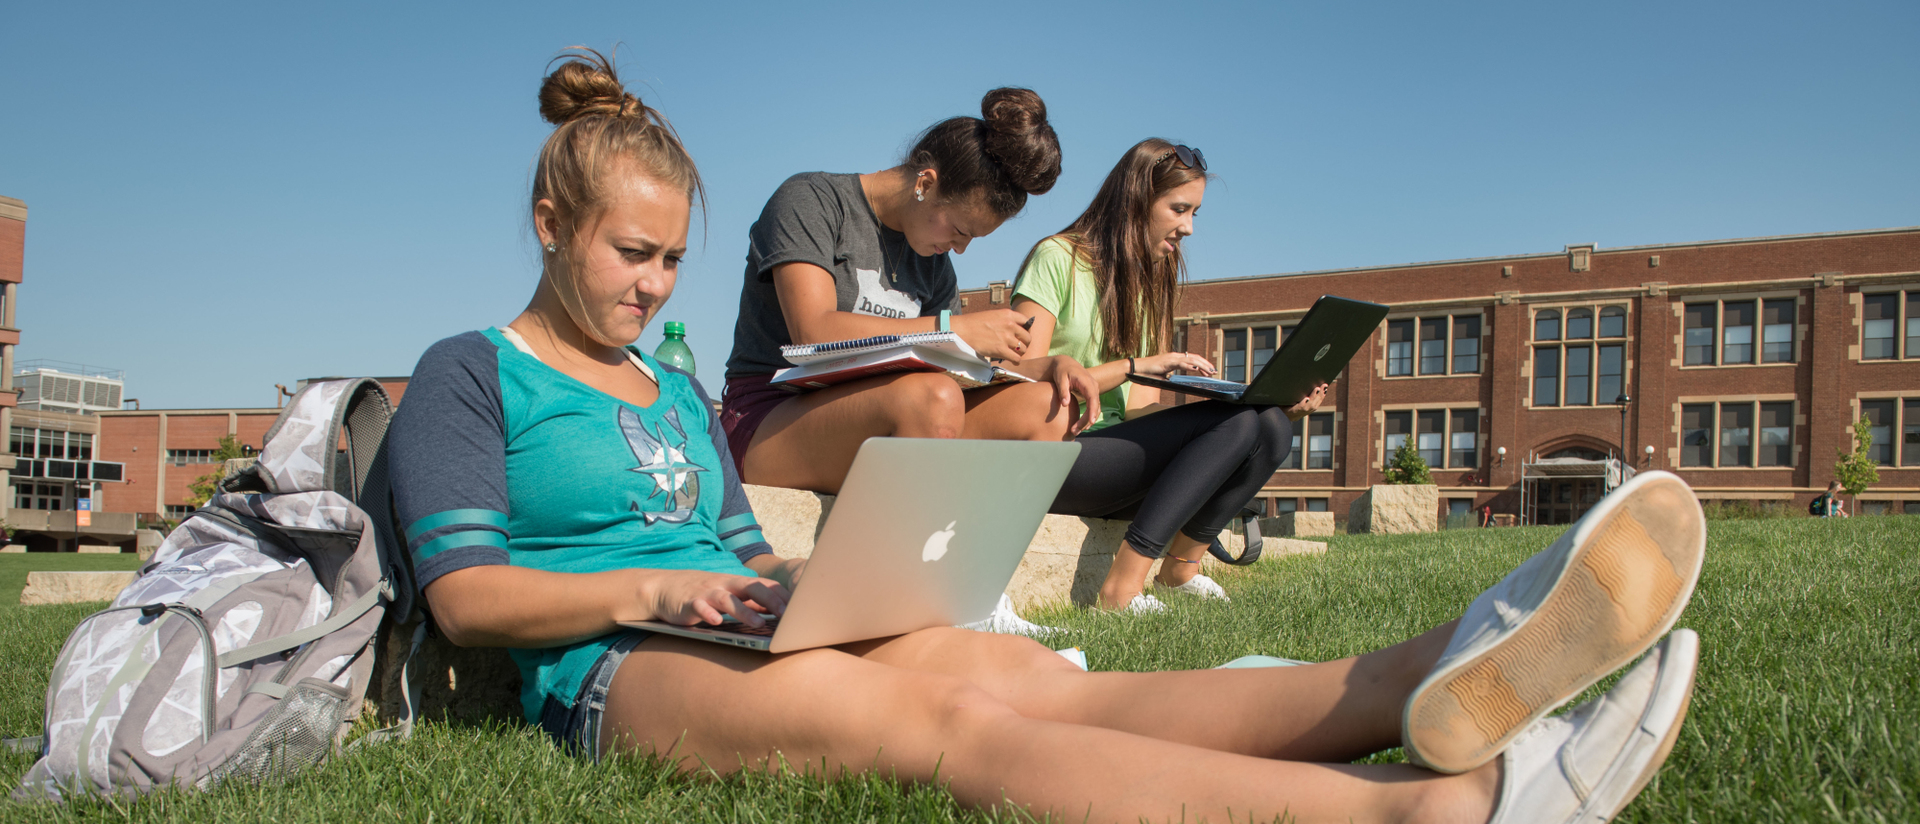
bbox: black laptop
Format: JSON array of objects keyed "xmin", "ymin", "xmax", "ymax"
[{"xmin": 1129, "ymin": 295, "xmax": 1390, "ymax": 405}]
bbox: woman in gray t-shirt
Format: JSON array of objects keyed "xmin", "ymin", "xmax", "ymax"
[{"xmin": 720, "ymin": 88, "xmax": 1098, "ymax": 493}]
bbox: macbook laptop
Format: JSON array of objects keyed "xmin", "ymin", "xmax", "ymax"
[
  {"xmin": 1129, "ymin": 295, "xmax": 1390, "ymax": 405},
  {"xmin": 620, "ymin": 437, "xmax": 1081, "ymax": 653}
]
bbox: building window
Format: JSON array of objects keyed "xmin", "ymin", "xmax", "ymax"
[
  {"xmin": 1387, "ymin": 320, "xmax": 1413, "ymax": 376},
  {"xmin": 1860, "ymin": 400, "xmax": 1896, "ymax": 465},
  {"xmin": 1759, "ymin": 402, "xmax": 1793, "ymax": 467},
  {"xmin": 1680, "ymin": 401, "xmax": 1795, "ymax": 468},
  {"xmin": 1451, "ymin": 409, "xmax": 1480, "ymax": 468},
  {"xmin": 9, "ymin": 427, "xmax": 94, "ymax": 461},
  {"xmin": 1719, "ymin": 403, "xmax": 1752, "ymax": 467},
  {"xmin": 1908, "ymin": 400, "xmax": 1920, "ymax": 466},
  {"xmin": 1279, "ymin": 411, "xmax": 1335, "ymax": 470},
  {"xmin": 1305, "ymin": 413, "xmax": 1334, "ymax": 469},
  {"xmin": 1272, "ymin": 498, "xmax": 1297, "ymax": 514},
  {"xmin": 1304, "ymin": 498, "xmax": 1329, "ymax": 512},
  {"xmin": 1685, "ymin": 297, "xmax": 1797, "ymax": 366},
  {"xmin": 165, "ymin": 504, "xmax": 197, "ymax": 520},
  {"xmin": 1389, "ymin": 314, "xmax": 1482, "ymax": 378},
  {"xmin": 1453, "ymin": 316, "xmax": 1481, "ymax": 373},
  {"xmin": 1533, "ymin": 348, "xmax": 1560, "ymax": 406},
  {"xmin": 1533, "ymin": 305, "xmax": 1627, "ymax": 407},
  {"xmin": 1222, "ymin": 329, "xmax": 1247, "ymax": 383},
  {"xmin": 168, "ymin": 449, "xmax": 217, "ymax": 466},
  {"xmin": 1762, "ymin": 299, "xmax": 1795, "ymax": 363},
  {"xmin": 1220, "ymin": 325, "xmax": 1295, "ymax": 383},
  {"xmin": 1859, "ymin": 290, "xmax": 1920, "ymax": 361},
  {"xmin": 1383, "ymin": 408, "xmax": 1478, "ymax": 469}
]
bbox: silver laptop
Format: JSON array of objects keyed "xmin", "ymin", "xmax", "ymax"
[
  {"xmin": 620, "ymin": 437, "xmax": 1081, "ymax": 653},
  {"xmin": 1128, "ymin": 295, "xmax": 1390, "ymax": 406}
]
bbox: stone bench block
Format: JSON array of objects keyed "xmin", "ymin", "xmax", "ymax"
[
  {"xmin": 77, "ymin": 544, "xmax": 123, "ymax": 554},
  {"xmin": 1, "ymin": 545, "xmax": 25, "ymax": 553},
  {"xmin": 1347, "ymin": 484, "xmax": 1438, "ymax": 534},
  {"xmin": 136, "ymin": 529, "xmax": 165, "ymax": 562},
  {"xmin": 1261, "ymin": 512, "xmax": 1335, "ymax": 537},
  {"xmin": 368, "ymin": 620, "xmax": 524, "ymax": 725},
  {"xmin": 20, "ymin": 571, "xmax": 136, "ymax": 605}
]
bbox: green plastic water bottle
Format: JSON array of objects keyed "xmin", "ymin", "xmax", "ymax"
[{"xmin": 654, "ymin": 321, "xmax": 696, "ymax": 376}]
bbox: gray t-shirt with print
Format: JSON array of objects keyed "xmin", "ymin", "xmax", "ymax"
[{"xmin": 725, "ymin": 172, "xmax": 960, "ymax": 378}]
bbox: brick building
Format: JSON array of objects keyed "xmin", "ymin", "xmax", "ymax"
[
  {"xmin": 961, "ymin": 226, "xmax": 1920, "ymax": 523},
  {"xmin": 97, "ymin": 378, "xmax": 409, "ymax": 523}
]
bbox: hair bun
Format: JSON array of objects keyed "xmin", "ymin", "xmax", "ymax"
[
  {"xmin": 979, "ymin": 87, "xmax": 1061, "ymax": 195},
  {"xmin": 539, "ymin": 51, "xmax": 644, "ymax": 126}
]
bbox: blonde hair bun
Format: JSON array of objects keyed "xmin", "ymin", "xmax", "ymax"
[{"xmin": 539, "ymin": 50, "xmax": 643, "ymax": 125}]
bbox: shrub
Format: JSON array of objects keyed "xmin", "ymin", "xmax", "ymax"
[{"xmin": 1384, "ymin": 441, "xmax": 1434, "ymax": 485}]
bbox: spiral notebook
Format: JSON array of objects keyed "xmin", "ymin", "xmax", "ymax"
[{"xmin": 774, "ymin": 333, "xmax": 1032, "ymax": 391}]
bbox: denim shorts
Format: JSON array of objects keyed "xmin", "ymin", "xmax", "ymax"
[{"xmin": 536, "ymin": 631, "xmax": 648, "ymax": 761}]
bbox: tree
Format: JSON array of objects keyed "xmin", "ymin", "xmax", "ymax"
[
  {"xmin": 1833, "ymin": 417, "xmax": 1880, "ymax": 502},
  {"xmin": 185, "ymin": 434, "xmax": 250, "ymax": 508},
  {"xmin": 1384, "ymin": 440, "xmax": 1435, "ymax": 485}
]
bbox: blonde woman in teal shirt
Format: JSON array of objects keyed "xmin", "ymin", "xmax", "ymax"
[{"xmin": 1012, "ymin": 139, "xmax": 1327, "ymax": 611}]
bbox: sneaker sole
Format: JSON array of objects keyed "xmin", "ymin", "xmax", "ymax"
[
  {"xmin": 1590, "ymin": 630, "xmax": 1699, "ymax": 822},
  {"xmin": 1405, "ymin": 472, "xmax": 1705, "ymax": 774}
]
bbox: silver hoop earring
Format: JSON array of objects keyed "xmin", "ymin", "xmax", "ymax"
[{"xmin": 544, "ymin": 242, "xmax": 557, "ymax": 253}]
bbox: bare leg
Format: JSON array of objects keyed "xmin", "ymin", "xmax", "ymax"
[
  {"xmin": 1153, "ymin": 533, "xmax": 1211, "ymax": 587},
  {"xmin": 846, "ymin": 622, "xmax": 1460, "ymax": 763},
  {"xmin": 602, "ymin": 634, "xmax": 1496, "ymax": 824},
  {"xmin": 960, "ymin": 381, "xmax": 1075, "ymax": 442},
  {"xmin": 1096, "ymin": 534, "xmax": 1210, "ymax": 609},
  {"xmin": 743, "ymin": 372, "xmax": 968, "ymax": 493}
]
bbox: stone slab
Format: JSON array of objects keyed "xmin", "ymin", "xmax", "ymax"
[
  {"xmin": 1347, "ymin": 484, "xmax": 1439, "ymax": 534},
  {"xmin": 77, "ymin": 544, "xmax": 122, "ymax": 554},
  {"xmin": 742, "ymin": 485, "xmax": 835, "ymax": 559},
  {"xmin": 368, "ymin": 621, "xmax": 523, "ymax": 725},
  {"xmin": 136, "ymin": 529, "xmax": 165, "ymax": 562},
  {"xmin": 0, "ymin": 545, "xmax": 24, "ymax": 553},
  {"xmin": 1262, "ymin": 511, "xmax": 1335, "ymax": 537},
  {"xmin": 20, "ymin": 571, "xmax": 135, "ymax": 605}
]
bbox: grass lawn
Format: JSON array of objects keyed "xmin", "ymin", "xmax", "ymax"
[
  {"xmin": 0, "ymin": 553, "xmax": 142, "ymax": 605},
  {"xmin": 1, "ymin": 517, "xmax": 1914, "ymax": 822}
]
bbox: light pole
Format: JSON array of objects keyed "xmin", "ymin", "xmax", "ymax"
[{"xmin": 1614, "ymin": 394, "xmax": 1632, "ymax": 461}]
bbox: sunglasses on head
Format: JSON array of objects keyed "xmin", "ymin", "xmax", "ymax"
[{"xmin": 1169, "ymin": 144, "xmax": 1207, "ymax": 172}]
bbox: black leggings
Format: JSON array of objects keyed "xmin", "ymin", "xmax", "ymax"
[{"xmin": 1048, "ymin": 401, "xmax": 1293, "ymax": 559}]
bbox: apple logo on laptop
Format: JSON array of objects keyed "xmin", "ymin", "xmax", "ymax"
[
  {"xmin": 922, "ymin": 521, "xmax": 957, "ymax": 562},
  {"xmin": 1314, "ymin": 344, "xmax": 1331, "ymax": 361}
]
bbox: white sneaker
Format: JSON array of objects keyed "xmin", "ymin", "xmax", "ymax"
[
  {"xmin": 1121, "ymin": 593, "xmax": 1168, "ymax": 615},
  {"xmin": 1491, "ymin": 629, "xmax": 1699, "ymax": 824},
  {"xmin": 958, "ymin": 593, "xmax": 1064, "ymax": 639},
  {"xmin": 1405, "ymin": 471, "xmax": 1707, "ymax": 774},
  {"xmin": 1155, "ymin": 573, "xmax": 1230, "ymax": 601}
]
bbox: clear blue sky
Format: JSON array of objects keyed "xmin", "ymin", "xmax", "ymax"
[{"xmin": 3, "ymin": 1, "xmax": 1914, "ymax": 409}]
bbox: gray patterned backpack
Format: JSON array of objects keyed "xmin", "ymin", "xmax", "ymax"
[{"xmin": 15, "ymin": 378, "xmax": 416, "ymax": 801}]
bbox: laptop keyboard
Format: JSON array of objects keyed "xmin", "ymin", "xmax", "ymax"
[
  {"xmin": 1168, "ymin": 375, "xmax": 1246, "ymax": 392},
  {"xmin": 696, "ymin": 616, "xmax": 781, "ymax": 637}
]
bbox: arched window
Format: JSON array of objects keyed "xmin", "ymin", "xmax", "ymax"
[
  {"xmin": 1566, "ymin": 308, "xmax": 1594, "ymax": 339},
  {"xmin": 1599, "ymin": 306, "xmax": 1627, "ymax": 338},
  {"xmin": 1534, "ymin": 309, "xmax": 1561, "ymax": 341}
]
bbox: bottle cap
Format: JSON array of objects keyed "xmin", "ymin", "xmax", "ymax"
[{"xmin": 663, "ymin": 321, "xmax": 686, "ymax": 337}]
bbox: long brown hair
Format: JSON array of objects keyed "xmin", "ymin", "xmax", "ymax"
[
  {"xmin": 1030, "ymin": 138, "xmax": 1208, "ymax": 360},
  {"xmin": 906, "ymin": 88, "xmax": 1062, "ymax": 220}
]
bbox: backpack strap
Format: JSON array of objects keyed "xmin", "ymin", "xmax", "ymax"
[
  {"xmin": 1205, "ymin": 506, "xmax": 1267, "ymax": 566},
  {"xmin": 227, "ymin": 379, "xmax": 392, "ymax": 498}
]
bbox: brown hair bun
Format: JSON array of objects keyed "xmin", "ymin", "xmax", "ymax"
[
  {"xmin": 539, "ymin": 56, "xmax": 643, "ymax": 125},
  {"xmin": 980, "ymin": 88, "xmax": 1061, "ymax": 196}
]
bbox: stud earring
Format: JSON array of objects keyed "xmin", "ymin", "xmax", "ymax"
[
  {"xmin": 915, "ymin": 190, "xmax": 924, "ymax": 202},
  {"xmin": 544, "ymin": 242, "xmax": 557, "ymax": 253}
]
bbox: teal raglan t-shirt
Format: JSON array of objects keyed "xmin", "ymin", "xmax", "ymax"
[{"xmin": 388, "ymin": 328, "xmax": 770, "ymax": 722}]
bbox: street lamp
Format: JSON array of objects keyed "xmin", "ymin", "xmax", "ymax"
[{"xmin": 1614, "ymin": 394, "xmax": 1632, "ymax": 461}]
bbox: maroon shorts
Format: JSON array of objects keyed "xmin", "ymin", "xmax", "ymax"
[{"xmin": 719, "ymin": 374, "xmax": 797, "ymax": 473}]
